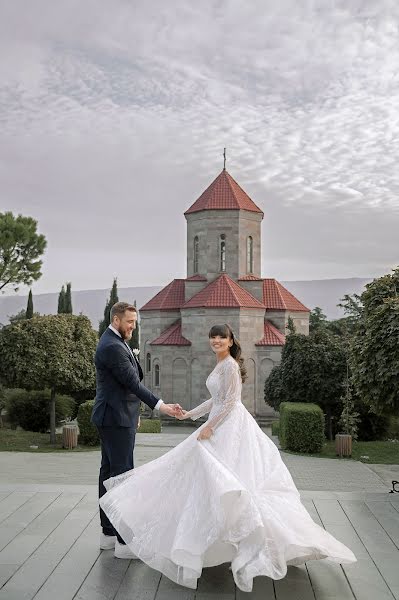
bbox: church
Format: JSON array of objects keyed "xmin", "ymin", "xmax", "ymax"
[{"xmin": 140, "ymin": 167, "xmax": 309, "ymax": 419}]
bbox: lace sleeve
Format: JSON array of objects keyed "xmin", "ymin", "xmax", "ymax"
[
  {"xmin": 206, "ymin": 359, "xmax": 241, "ymax": 432},
  {"xmin": 185, "ymin": 398, "xmax": 213, "ymax": 421}
]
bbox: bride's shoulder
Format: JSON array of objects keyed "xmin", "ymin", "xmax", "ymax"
[{"xmin": 223, "ymin": 355, "xmax": 239, "ymax": 372}]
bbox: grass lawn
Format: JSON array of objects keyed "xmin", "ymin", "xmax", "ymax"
[
  {"xmin": 1, "ymin": 428, "xmax": 399, "ymax": 464},
  {"xmin": 0, "ymin": 428, "xmax": 100, "ymax": 452},
  {"xmin": 283, "ymin": 439, "xmax": 399, "ymax": 464}
]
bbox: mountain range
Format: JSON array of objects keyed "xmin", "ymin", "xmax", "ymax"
[{"xmin": 0, "ymin": 278, "xmax": 372, "ymax": 327}]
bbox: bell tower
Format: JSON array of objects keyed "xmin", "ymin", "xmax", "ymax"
[{"xmin": 184, "ymin": 168, "xmax": 264, "ymax": 282}]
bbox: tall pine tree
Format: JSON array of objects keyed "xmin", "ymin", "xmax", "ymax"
[
  {"xmin": 99, "ymin": 278, "xmax": 119, "ymax": 336},
  {"xmin": 26, "ymin": 289, "xmax": 34, "ymax": 319},
  {"xmin": 65, "ymin": 282, "xmax": 73, "ymax": 314},
  {"xmin": 57, "ymin": 285, "xmax": 66, "ymax": 314},
  {"xmin": 128, "ymin": 299, "xmax": 140, "ymax": 353}
]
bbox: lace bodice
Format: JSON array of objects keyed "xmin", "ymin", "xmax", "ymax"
[{"xmin": 186, "ymin": 355, "xmax": 242, "ymax": 430}]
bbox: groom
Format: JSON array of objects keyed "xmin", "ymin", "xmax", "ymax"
[{"xmin": 91, "ymin": 301, "xmax": 182, "ymax": 558}]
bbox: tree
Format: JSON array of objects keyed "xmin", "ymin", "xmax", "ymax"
[
  {"xmin": 309, "ymin": 306, "xmax": 328, "ymax": 333},
  {"xmin": 0, "ymin": 212, "xmax": 47, "ymax": 293},
  {"xmin": 65, "ymin": 282, "xmax": 73, "ymax": 314},
  {"xmin": 350, "ymin": 267, "xmax": 399, "ymax": 415},
  {"xmin": 264, "ymin": 366, "xmax": 285, "ymax": 410},
  {"xmin": 286, "ymin": 316, "xmax": 296, "ymax": 335},
  {"xmin": 0, "ymin": 314, "xmax": 97, "ymax": 443},
  {"xmin": 26, "ymin": 289, "xmax": 34, "ymax": 319},
  {"xmin": 9, "ymin": 304, "xmax": 39, "ymax": 324},
  {"xmin": 337, "ymin": 363, "xmax": 360, "ymax": 439},
  {"xmin": 58, "ymin": 285, "xmax": 66, "ymax": 314},
  {"xmin": 99, "ymin": 278, "xmax": 119, "ymax": 336},
  {"xmin": 8, "ymin": 309, "xmax": 28, "ymax": 323},
  {"xmin": 128, "ymin": 299, "xmax": 140, "ymax": 353},
  {"xmin": 264, "ymin": 329, "xmax": 347, "ymax": 439},
  {"xmin": 0, "ymin": 383, "xmax": 5, "ymax": 428}
]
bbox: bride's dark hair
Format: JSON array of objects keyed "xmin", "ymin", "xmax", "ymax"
[{"xmin": 208, "ymin": 324, "xmax": 247, "ymax": 383}]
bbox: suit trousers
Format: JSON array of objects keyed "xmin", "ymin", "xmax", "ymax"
[{"xmin": 97, "ymin": 425, "xmax": 135, "ymax": 544}]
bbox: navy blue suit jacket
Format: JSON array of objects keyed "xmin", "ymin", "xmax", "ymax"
[{"xmin": 91, "ymin": 328, "xmax": 160, "ymax": 427}]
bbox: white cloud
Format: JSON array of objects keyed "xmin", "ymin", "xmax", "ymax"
[{"xmin": 0, "ymin": 0, "xmax": 398, "ymax": 294}]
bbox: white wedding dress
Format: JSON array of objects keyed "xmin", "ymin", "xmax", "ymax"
[{"xmin": 100, "ymin": 355, "xmax": 356, "ymax": 592}]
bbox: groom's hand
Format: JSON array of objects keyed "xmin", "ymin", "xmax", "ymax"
[{"xmin": 159, "ymin": 403, "xmax": 183, "ymax": 417}]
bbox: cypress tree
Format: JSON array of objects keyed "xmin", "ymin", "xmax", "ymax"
[
  {"xmin": 65, "ymin": 282, "xmax": 73, "ymax": 314},
  {"xmin": 99, "ymin": 278, "xmax": 119, "ymax": 336},
  {"xmin": 57, "ymin": 285, "xmax": 66, "ymax": 314},
  {"xmin": 129, "ymin": 299, "xmax": 140, "ymax": 353},
  {"xmin": 26, "ymin": 289, "xmax": 34, "ymax": 319}
]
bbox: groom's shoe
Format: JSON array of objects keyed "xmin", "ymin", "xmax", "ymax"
[
  {"xmin": 100, "ymin": 532, "xmax": 117, "ymax": 550},
  {"xmin": 114, "ymin": 541, "xmax": 138, "ymax": 559}
]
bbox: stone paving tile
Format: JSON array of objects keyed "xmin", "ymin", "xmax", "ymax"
[{"xmin": 1, "ymin": 428, "xmax": 398, "ymax": 599}]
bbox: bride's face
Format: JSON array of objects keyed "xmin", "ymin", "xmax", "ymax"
[{"xmin": 209, "ymin": 334, "xmax": 232, "ymax": 356}]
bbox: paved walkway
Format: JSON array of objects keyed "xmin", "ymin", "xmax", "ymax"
[
  {"xmin": 0, "ymin": 427, "xmax": 398, "ymax": 599},
  {"xmin": 0, "ymin": 429, "xmax": 397, "ymax": 492}
]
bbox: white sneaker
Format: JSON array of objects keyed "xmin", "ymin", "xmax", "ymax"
[
  {"xmin": 100, "ymin": 532, "xmax": 116, "ymax": 550},
  {"xmin": 114, "ymin": 540, "xmax": 138, "ymax": 559}
]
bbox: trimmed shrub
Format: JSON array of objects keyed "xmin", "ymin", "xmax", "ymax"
[
  {"xmin": 137, "ymin": 418, "xmax": 161, "ymax": 433},
  {"xmin": 77, "ymin": 400, "xmax": 99, "ymax": 445},
  {"xmin": 280, "ymin": 402, "xmax": 325, "ymax": 453},
  {"xmin": 71, "ymin": 388, "xmax": 97, "ymax": 419},
  {"xmin": 5, "ymin": 389, "xmax": 76, "ymax": 432},
  {"xmin": 271, "ymin": 421, "xmax": 280, "ymax": 437}
]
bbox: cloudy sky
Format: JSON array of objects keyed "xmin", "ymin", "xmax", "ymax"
[{"xmin": 1, "ymin": 0, "xmax": 398, "ymax": 295}]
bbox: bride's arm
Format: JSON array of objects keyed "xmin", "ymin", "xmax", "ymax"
[
  {"xmin": 183, "ymin": 398, "xmax": 213, "ymax": 421},
  {"xmin": 203, "ymin": 360, "xmax": 240, "ymax": 433}
]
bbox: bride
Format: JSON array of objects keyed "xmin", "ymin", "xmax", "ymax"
[{"xmin": 100, "ymin": 323, "xmax": 356, "ymax": 592}]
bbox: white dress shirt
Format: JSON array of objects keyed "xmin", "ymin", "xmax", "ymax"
[{"xmin": 108, "ymin": 325, "xmax": 163, "ymax": 411}]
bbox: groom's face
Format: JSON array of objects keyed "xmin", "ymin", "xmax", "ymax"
[{"xmin": 114, "ymin": 310, "xmax": 137, "ymax": 340}]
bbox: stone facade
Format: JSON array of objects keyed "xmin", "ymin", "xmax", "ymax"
[{"xmin": 140, "ymin": 169, "xmax": 310, "ymax": 419}]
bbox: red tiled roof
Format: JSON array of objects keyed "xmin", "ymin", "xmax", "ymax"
[
  {"xmin": 238, "ymin": 275, "xmax": 263, "ymax": 281},
  {"xmin": 140, "ymin": 279, "xmax": 185, "ymax": 311},
  {"xmin": 263, "ymin": 279, "xmax": 310, "ymax": 312},
  {"xmin": 185, "ymin": 170, "xmax": 263, "ymax": 215},
  {"xmin": 256, "ymin": 320, "xmax": 286, "ymax": 346},
  {"xmin": 186, "ymin": 275, "xmax": 207, "ymax": 281},
  {"xmin": 150, "ymin": 320, "xmax": 191, "ymax": 346},
  {"xmin": 183, "ymin": 274, "xmax": 266, "ymax": 309}
]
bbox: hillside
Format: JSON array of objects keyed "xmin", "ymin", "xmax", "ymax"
[{"xmin": 0, "ymin": 278, "xmax": 372, "ymax": 326}]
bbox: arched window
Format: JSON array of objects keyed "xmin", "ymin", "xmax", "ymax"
[
  {"xmin": 154, "ymin": 364, "xmax": 160, "ymax": 387},
  {"xmin": 220, "ymin": 234, "xmax": 226, "ymax": 272},
  {"xmin": 193, "ymin": 236, "xmax": 199, "ymax": 274},
  {"xmin": 146, "ymin": 352, "xmax": 151, "ymax": 373},
  {"xmin": 247, "ymin": 236, "xmax": 254, "ymax": 274}
]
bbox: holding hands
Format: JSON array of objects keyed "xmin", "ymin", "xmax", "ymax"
[
  {"xmin": 159, "ymin": 403, "xmax": 184, "ymax": 418},
  {"xmin": 160, "ymin": 403, "xmax": 213, "ymax": 440}
]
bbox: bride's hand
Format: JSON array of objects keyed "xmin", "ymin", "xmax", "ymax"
[
  {"xmin": 175, "ymin": 409, "xmax": 189, "ymax": 420},
  {"xmin": 197, "ymin": 425, "xmax": 213, "ymax": 440}
]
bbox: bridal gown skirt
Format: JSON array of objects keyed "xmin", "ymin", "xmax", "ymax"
[{"xmin": 100, "ymin": 405, "xmax": 356, "ymax": 592}]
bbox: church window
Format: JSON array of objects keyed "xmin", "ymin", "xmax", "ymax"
[
  {"xmin": 146, "ymin": 352, "xmax": 151, "ymax": 372},
  {"xmin": 220, "ymin": 234, "xmax": 226, "ymax": 272},
  {"xmin": 193, "ymin": 236, "xmax": 199, "ymax": 273},
  {"xmin": 247, "ymin": 236, "xmax": 254, "ymax": 274},
  {"xmin": 154, "ymin": 364, "xmax": 160, "ymax": 386}
]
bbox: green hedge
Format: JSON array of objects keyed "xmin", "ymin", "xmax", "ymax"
[
  {"xmin": 271, "ymin": 421, "xmax": 280, "ymax": 436},
  {"xmin": 280, "ymin": 402, "xmax": 324, "ymax": 453},
  {"xmin": 5, "ymin": 389, "xmax": 76, "ymax": 433},
  {"xmin": 137, "ymin": 418, "xmax": 161, "ymax": 433},
  {"xmin": 77, "ymin": 400, "xmax": 99, "ymax": 446}
]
